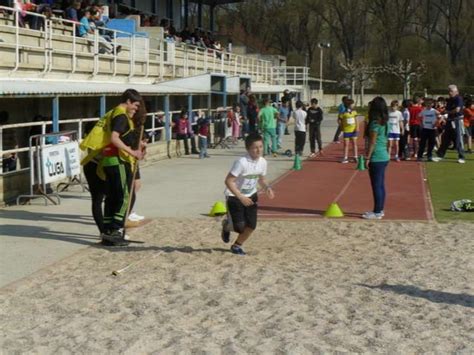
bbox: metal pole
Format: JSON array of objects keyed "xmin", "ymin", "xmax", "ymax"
[
  {"xmin": 188, "ymin": 94, "xmax": 193, "ymax": 133},
  {"xmin": 52, "ymin": 96, "xmax": 59, "ymax": 133},
  {"xmin": 165, "ymin": 95, "xmax": 171, "ymax": 142},
  {"xmin": 319, "ymin": 47, "xmax": 323, "ymax": 92},
  {"xmin": 99, "ymin": 95, "xmax": 106, "ymax": 117}
]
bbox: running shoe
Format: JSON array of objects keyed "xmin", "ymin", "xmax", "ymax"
[
  {"xmin": 221, "ymin": 219, "xmax": 230, "ymax": 243},
  {"xmin": 128, "ymin": 212, "xmax": 145, "ymax": 221},
  {"xmin": 361, "ymin": 211, "xmax": 383, "ymax": 220},
  {"xmin": 230, "ymin": 244, "xmax": 246, "ymax": 255},
  {"xmin": 341, "ymin": 158, "xmax": 349, "ymax": 164},
  {"xmin": 458, "ymin": 159, "xmax": 466, "ymax": 164},
  {"xmin": 101, "ymin": 230, "xmax": 130, "ymax": 246}
]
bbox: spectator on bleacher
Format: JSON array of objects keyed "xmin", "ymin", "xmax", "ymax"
[
  {"xmin": 180, "ymin": 27, "xmax": 192, "ymax": 44},
  {"xmin": 78, "ymin": 8, "xmax": 118, "ymax": 54},
  {"xmin": 213, "ymin": 40, "xmax": 223, "ymax": 58},
  {"xmin": 91, "ymin": 3, "xmax": 107, "ymax": 30},
  {"xmin": 141, "ymin": 14, "xmax": 150, "ymax": 27},
  {"xmin": 89, "ymin": 6, "xmax": 111, "ymax": 39},
  {"xmin": 65, "ymin": 0, "xmax": 81, "ymax": 22},
  {"xmin": 19, "ymin": 0, "xmax": 53, "ymax": 30}
]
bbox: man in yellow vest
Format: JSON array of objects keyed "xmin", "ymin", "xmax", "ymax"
[{"xmin": 81, "ymin": 89, "xmax": 144, "ymax": 246}]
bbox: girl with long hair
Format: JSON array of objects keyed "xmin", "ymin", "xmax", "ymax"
[{"xmin": 363, "ymin": 96, "xmax": 390, "ymax": 220}]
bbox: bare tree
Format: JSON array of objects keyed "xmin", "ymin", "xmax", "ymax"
[
  {"xmin": 367, "ymin": 0, "xmax": 416, "ymax": 64},
  {"xmin": 383, "ymin": 60, "xmax": 426, "ymax": 99},
  {"xmin": 317, "ymin": 0, "xmax": 369, "ymax": 64}
]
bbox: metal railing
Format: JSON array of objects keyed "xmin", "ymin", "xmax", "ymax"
[
  {"xmin": 272, "ymin": 66, "xmax": 309, "ymax": 86},
  {"xmin": 0, "ymin": 5, "xmax": 278, "ymax": 83},
  {"xmin": 0, "ymin": 107, "xmax": 229, "ymax": 174}
]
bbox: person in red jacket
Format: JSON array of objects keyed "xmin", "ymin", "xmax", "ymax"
[{"xmin": 408, "ymin": 96, "xmax": 423, "ymax": 158}]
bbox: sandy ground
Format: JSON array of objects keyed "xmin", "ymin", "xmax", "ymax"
[{"xmin": 1, "ymin": 219, "xmax": 473, "ymax": 354}]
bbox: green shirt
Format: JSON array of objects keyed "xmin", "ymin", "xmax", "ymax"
[
  {"xmin": 370, "ymin": 121, "xmax": 389, "ymax": 162},
  {"xmin": 259, "ymin": 106, "xmax": 278, "ymax": 130}
]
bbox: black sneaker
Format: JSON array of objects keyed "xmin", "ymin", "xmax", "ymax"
[
  {"xmin": 102, "ymin": 230, "xmax": 129, "ymax": 247},
  {"xmin": 230, "ymin": 244, "xmax": 246, "ymax": 255},
  {"xmin": 221, "ymin": 219, "xmax": 230, "ymax": 243}
]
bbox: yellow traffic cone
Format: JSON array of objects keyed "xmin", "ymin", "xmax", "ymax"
[
  {"xmin": 209, "ymin": 201, "xmax": 227, "ymax": 217},
  {"xmin": 324, "ymin": 202, "xmax": 344, "ymax": 218}
]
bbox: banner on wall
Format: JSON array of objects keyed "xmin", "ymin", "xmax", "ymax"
[{"xmin": 41, "ymin": 141, "xmax": 81, "ymax": 184}]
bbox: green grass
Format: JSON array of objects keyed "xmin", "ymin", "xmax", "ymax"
[{"xmin": 425, "ymin": 150, "xmax": 474, "ymax": 222}]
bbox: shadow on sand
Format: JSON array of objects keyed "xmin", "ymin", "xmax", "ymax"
[{"xmin": 357, "ymin": 283, "xmax": 474, "ymax": 308}]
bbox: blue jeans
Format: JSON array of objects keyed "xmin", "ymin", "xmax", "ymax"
[
  {"xmin": 242, "ymin": 119, "xmax": 249, "ymax": 136},
  {"xmin": 369, "ymin": 161, "xmax": 389, "ymax": 213},
  {"xmin": 199, "ymin": 136, "xmax": 208, "ymax": 158},
  {"xmin": 277, "ymin": 121, "xmax": 286, "ymax": 147}
]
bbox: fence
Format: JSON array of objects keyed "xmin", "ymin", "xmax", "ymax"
[{"xmin": 0, "ymin": 107, "xmax": 229, "ymax": 175}]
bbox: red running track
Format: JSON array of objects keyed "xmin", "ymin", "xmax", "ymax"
[{"xmin": 259, "ymin": 141, "xmax": 433, "ymax": 221}]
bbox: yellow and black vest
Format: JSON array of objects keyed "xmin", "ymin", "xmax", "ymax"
[{"xmin": 80, "ymin": 106, "xmax": 135, "ymax": 179}]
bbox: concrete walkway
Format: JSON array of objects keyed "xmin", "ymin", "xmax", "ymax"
[{"xmin": 0, "ymin": 114, "xmax": 340, "ymax": 288}]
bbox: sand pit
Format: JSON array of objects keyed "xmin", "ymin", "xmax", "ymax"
[{"xmin": 1, "ymin": 219, "xmax": 473, "ymax": 353}]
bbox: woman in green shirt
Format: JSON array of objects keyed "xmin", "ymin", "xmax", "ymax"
[{"xmin": 363, "ymin": 97, "xmax": 390, "ymax": 220}]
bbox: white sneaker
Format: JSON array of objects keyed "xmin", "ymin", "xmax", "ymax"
[
  {"xmin": 117, "ymin": 228, "xmax": 131, "ymax": 240},
  {"xmin": 362, "ymin": 211, "xmax": 383, "ymax": 220},
  {"xmin": 431, "ymin": 157, "xmax": 442, "ymax": 162},
  {"xmin": 128, "ymin": 212, "xmax": 145, "ymax": 221},
  {"xmin": 341, "ymin": 158, "xmax": 349, "ymax": 164},
  {"xmin": 458, "ymin": 159, "xmax": 466, "ymax": 164}
]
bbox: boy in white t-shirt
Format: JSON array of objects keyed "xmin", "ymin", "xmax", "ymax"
[
  {"xmin": 417, "ymin": 98, "xmax": 441, "ymax": 162},
  {"xmin": 292, "ymin": 100, "xmax": 308, "ymax": 156},
  {"xmin": 388, "ymin": 100, "xmax": 405, "ymax": 162},
  {"xmin": 221, "ymin": 133, "xmax": 275, "ymax": 255}
]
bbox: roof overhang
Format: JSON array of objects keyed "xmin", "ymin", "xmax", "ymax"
[
  {"xmin": 0, "ymin": 78, "xmax": 210, "ymax": 97},
  {"xmin": 250, "ymin": 84, "xmax": 301, "ymax": 94}
]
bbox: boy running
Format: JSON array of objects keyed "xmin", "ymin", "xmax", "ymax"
[
  {"xmin": 221, "ymin": 133, "xmax": 275, "ymax": 255},
  {"xmin": 387, "ymin": 100, "xmax": 404, "ymax": 161}
]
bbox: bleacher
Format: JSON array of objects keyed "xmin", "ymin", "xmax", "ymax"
[{"xmin": 0, "ymin": 5, "xmax": 276, "ymax": 84}]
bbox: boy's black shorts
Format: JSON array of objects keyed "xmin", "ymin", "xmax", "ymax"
[
  {"xmin": 410, "ymin": 125, "xmax": 421, "ymax": 139},
  {"xmin": 227, "ymin": 193, "xmax": 258, "ymax": 230}
]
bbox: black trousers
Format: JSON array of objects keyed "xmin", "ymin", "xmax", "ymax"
[
  {"xmin": 417, "ymin": 129, "xmax": 436, "ymax": 159},
  {"xmin": 103, "ymin": 160, "xmax": 133, "ymax": 232},
  {"xmin": 437, "ymin": 120, "xmax": 465, "ymax": 159},
  {"xmin": 333, "ymin": 126, "xmax": 341, "ymax": 142},
  {"xmin": 399, "ymin": 130, "xmax": 410, "ymax": 159},
  {"xmin": 177, "ymin": 134, "xmax": 190, "ymax": 154},
  {"xmin": 308, "ymin": 124, "xmax": 322, "ymax": 153},
  {"xmin": 295, "ymin": 130, "xmax": 306, "ymax": 155},
  {"xmin": 83, "ymin": 161, "xmax": 105, "ymax": 234}
]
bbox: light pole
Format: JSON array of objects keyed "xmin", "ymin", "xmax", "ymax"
[{"xmin": 318, "ymin": 42, "xmax": 331, "ymax": 93}]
